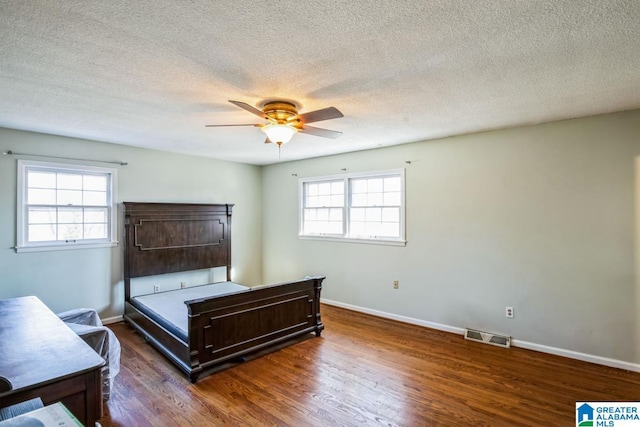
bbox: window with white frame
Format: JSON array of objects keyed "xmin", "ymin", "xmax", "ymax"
[
  {"xmin": 16, "ymin": 160, "xmax": 118, "ymax": 252},
  {"xmin": 299, "ymin": 169, "xmax": 405, "ymax": 245}
]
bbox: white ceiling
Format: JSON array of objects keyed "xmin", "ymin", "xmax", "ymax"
[{"xmin": 1, "ymin": 1, "xmax": 639, "ymax": 166}]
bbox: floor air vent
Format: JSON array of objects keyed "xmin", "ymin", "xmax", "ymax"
[{"xmin": 464, "ymin": 328, "xmax": 511, "ymax": 348}]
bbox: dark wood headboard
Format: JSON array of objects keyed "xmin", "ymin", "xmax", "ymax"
[{"xmin": 123, "ymin": 202, "xmax": 233, "ymax": 301}]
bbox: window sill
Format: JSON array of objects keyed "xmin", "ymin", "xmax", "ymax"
[
  {"xmin": 15, "ymin": 241, "xmax": 119, "ymax": 253},
  {"xmin": 299, "ymin": 235, "xmax": 406, "ymax": 247}
]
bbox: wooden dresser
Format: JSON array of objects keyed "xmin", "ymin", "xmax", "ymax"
[{"xmin": 0, "ymin": 296, "xmax": 105, "ymax": 426}]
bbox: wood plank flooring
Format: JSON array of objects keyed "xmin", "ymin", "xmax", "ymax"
[{"xmin": 99, "ymin": 304, "xmax": 640, "ymax": 426}]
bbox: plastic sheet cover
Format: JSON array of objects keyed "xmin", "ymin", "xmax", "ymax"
[{"xmin": 56, "ymin": 308, "xmax": 121, "ymax": 401}]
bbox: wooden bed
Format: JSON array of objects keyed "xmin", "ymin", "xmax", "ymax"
[{"xmin": 122, "ymin": 202, "xmax": 324, "ymax": 382}]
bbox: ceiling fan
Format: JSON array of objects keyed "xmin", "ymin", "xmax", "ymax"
[{"xmin": 206, "ymin": 100, "xmax": 343, "ymax": 147}]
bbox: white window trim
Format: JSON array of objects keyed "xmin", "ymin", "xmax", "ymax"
[
  {"xmin": 16, "ymin": 159, "xmax": 119, "ymax": 253},
  {"xmin": 298, "ymin": 168, "xmax": 406, "ymax": 246}
]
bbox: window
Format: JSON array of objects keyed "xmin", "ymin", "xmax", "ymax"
[
  {"xmin": 299, "ymin": 169, "xmax": 405, "ymax": 245},
  {"xmin": 16, "ymin": 160, "xmax": 118, "ymax": 252}
]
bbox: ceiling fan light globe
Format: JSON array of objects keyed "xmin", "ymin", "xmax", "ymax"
[{"xmin": 262, "ymin": 124, "xmax": 297, "ymax": 144}]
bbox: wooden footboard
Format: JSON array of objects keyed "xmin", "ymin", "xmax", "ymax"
[
  {"xmin": 125, "ymin": 276, "xmax": 324, "ymax": 382},
  {"xmin": 187, "ymin": 276, "xmax": 324, "ymax": 380}
]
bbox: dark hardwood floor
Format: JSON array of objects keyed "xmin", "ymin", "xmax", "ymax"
[{"xmin": 99, "ymin": 304, "xmax": 640, "ymax": 426}]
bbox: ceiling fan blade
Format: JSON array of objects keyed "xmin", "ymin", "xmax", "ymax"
[
  {"xmin": 300, "ymin": 125, "xmax": 342, "ymax": 139},
  {"xmin": 264, "ymin": 138, "xmax": 272, "ymax": 144},
  {"xmin": 205, "ymin": 124, "xmax": 261, "ymax": 127},
  {"xmin": 295, "ymin": 106, "xmax": 343, "ymax": 124},
  {"xmin": 229, "ymin": 100, "xmax": 268, "ymax": 119}
]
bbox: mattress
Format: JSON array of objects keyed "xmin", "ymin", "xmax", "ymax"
[{"xmin": 131, "ymin": 281, "xmax": 249, "ymax": 342}]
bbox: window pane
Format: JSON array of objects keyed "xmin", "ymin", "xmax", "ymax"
[
  {"xmin": 368, "ymin": 192, "xmax": 383, "ymax": 206},
  {"xmin": 83, "ymin": 175, "xmax": 107, "ymax": 191},
  {"xmin": 328, "ymin": 222, "xmax": 342, "ymax": 234},
  {"xmin": 382, "ymin": 207, "xmax": 400, "ymax": 222},
  {"xmin": 384, "ymin": 176, "xmax": 401, "ymax": 192},
  {"xmin": 317, "ymin": 209, "xmax": 329, "ymax": 221},
  {"xmin": 318, "ymin": 182, "xmax": 331, "ymax": 195},
  {"xmin": 350, "ymin": 207, "xmax": 365, "ymax": 221},
  {"xmin": 84, "ymin": 224, "xmax": 107, "ymax": 239},
  {"xmin": 306, "ymin": 196, "xmax": 319, "ymax": 208},
  {"xmin": 307, "ymin": 183, "xmax": 318, "ymax": 196},
  {"xmin": 380, "ymin": 223, "xmax": 400, "ymax": 237},
  {"xmin": 84, "ymin": 208, "xmax": 108, "ymax": 223},
  {"xmin": 28, "ymin": 171, "xmax": 56, "ymax": 189},
  {"xmin": 28, "ymin": 208, "xmax": 56, "ymax": 224},
  {"xmin": 83, "ymin": 190, "xmax": 107, "ymax": 206},
  {"xmin": 57, "ymin": 189, "xmax": 82, "ymax": 205},
  {"xmin": 29, "ymin": 224, "xmax": 57, "ymax": 242},
  {"xmin": 368, "ymin": 178, "xmax": 383, "ymax": 192},
  {"xmin": 306, "ymin": 180, "xmax": 343, "ymax": 210},
  {"xmin": 58, "ymin": 224, "xmax": 82, "ymax": 240},
  {"xmin": 302, "ymin": 205, "xmax": 343, "ymax": 235},
  {"xmin": 28, "ymin": 188, "xmax": 56, "ymax": 204},
  {"xmin": 329, "ymin": 208, "xmax": 342, "ymax": 221},
  {"xmin": 366, "ymin": 207, "xmax": 382, "ymax": 222},
  {"xmin": 350, "ymin": 221, "xmax": 366, "ymax": 236},
  {"xmin": 384, "ymin": 191, "xmax": 401, "ymax": 206},
  {"xmin": 330, "ymin": 195, "xmax": 343, "ymax": 206},
  {"xmin": 366, "ymin": 222, "xmax": 381, "ymax": 236},
  {"xmin": 57, "ymin": 173, "xmax": 82, "ymax": 190},
  {"xmin": 58, "ymin": 208, "xmax": 83, "ymax": 224},
  {"xmin": 351, "ymin": 179, "xmax": 367, "ymax": 194},
  {"xmin": 303, "ymin": 221, "xmax": 315, "ymax": 233},
  {"xmin": 352, "ymin": 193, "xmax": 367, "ymax": 206}
]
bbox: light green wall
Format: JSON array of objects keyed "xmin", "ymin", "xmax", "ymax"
[
  {"xmin": 261, "ymin": 110, "xmax": 640, "ymax": 364},
  {"xmin": 0, "ymin": 128, "xmax": 263, "ymax": 318},
  {"xmin": 3, "ymin": 110, "xmax": 640, "ymax": 365}
]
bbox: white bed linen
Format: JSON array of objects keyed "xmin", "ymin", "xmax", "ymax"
[{"xmin": 132, "ymin": 281, "xmax": 248, "ymax": 338}]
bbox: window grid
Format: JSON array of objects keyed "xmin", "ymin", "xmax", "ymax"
[
  {"xmin": 302, "ymin": 180, "xmax": 345, "ymax": 236},
  {"xmin": 26, "ymin": 169, "xmax": 111, "ymax": 242},
  {"xmin": 27, "ymin": 206, "xmax": 109, "ymax": 242},
  {"xmin": 16, "ymin": 160, "xmax": 118, "ymax": 252},
  {"xmin": 348, "ymin": 176, "xmax": 402, "ymax": 239},
  {"xmin": 299, "ymin": 170, "xmax": 405, "ymax": 244}
]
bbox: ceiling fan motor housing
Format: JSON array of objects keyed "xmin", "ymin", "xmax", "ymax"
[{"xmin": 263, "ymin": 101, "xmax": 300, "ymax": 126}]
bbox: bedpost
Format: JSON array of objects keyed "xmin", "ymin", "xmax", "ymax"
[
  {"xmin": 123, "ymin": 203, "xmax": 131, "ymax": 302},
  {"xmin": 226, "ymin": 204, "xmax": 233, "ymax": 282},
  {"xmin": 313, "ymin": 276, "xmax": 325, "ymax": 336}
]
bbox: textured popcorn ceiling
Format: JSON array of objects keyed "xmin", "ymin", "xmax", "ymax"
[{"xmin": 1, "ymin": 1, "xmax": 639, "ymax": 165}]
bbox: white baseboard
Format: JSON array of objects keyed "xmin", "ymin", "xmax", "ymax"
[
  {"xmin": 321, "ymin": 298, "xmax": 640, "ymax": 373},
  {"xmin": 101, "ymin": 315, "xmax": 124, "ymax": 325}
]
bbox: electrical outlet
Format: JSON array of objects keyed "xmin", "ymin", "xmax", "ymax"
[
  {"xmin": 505, "ymin": 306, "xmax": 514, "ymax": 318},
  {"xmin": 393, "ymin": 280, "xmax": 399, "ymax": 289},
  {"xmin": 154, "ymin": 284, "xmax": 160, "ymax": 293},
  {"xmin": 180, "ymin": 282, "xmax": 187, "ymax": 289}
]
